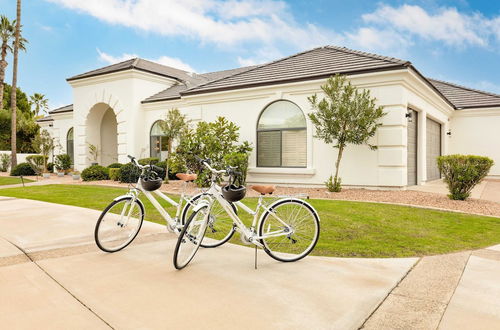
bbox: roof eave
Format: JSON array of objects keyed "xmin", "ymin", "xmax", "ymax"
[
  {"xmin": 141, "ymin": 96, "xmax": 182, "ymax": 104},
  {"xmin": 67, "ymin": 67, "xmax": 184, "ymax": 82},
  {"xmin": 180, "ymin": 64, "xmax": 409, "ymax": 97}
]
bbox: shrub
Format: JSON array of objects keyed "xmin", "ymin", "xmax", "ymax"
[
  {"xmin": 119, "ymin": 163, "xmax": 141, "ymax": 183},
  {"xmin": 109, "ymin": 168, "xmax": 121, "ymax": 181},
  {"xmin": 26, "ymin": 155, "xmax": 48, "ymax": 174},
  {"xmin": 138, "ymin": 157, "xmax": 159, "ymax": 166},
  {"xmin": 325, "ymin": 176, "xmax": 341, "ymax": 192},
  {"xmin": 81, "ymin": 165, "xmax": 109, "ymax": 181},
  {"xmin": 107, "ymin": 163, "xmax": 123, "ymax": 169},
  {"xmin": 47, "ymin": 162, "xmax": 54, "ymax": 173},
  {"xmin": 0, "ymin": 153, "xmax": 10, "ymax": 172},
  {"xmin": 10, "ymin": 162, "xmax": 36, "ymax": 176},
  {"xmin": 437, "ymin": 154, "xmax": 494, "ymax": 200},
  {"xmin": 55, "ymin": 154, "xmax": 72, "ymax": 173}
]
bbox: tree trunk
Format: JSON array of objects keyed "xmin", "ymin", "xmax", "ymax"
[
  {"xmin": 0, "ymin": 47, "xmax": 7, "ymax": 109},
  {"xmin": 10, "ymin": 0, "xmax": 21, "ymax": 168},
  {"xmin": 334, "ymin": 144, "xmax": 345, "ymax": 184}
]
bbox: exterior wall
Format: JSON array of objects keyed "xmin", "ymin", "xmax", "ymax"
[
  {"xmin": 68, "ymin": 70, "xmax": 174, "ymax": 170},
  {"xmin": 38, "ymin": 113, "xmax": 74, "ymax": 164},
  {"xmin": 52, "ymin": 67, "xmax": 461, "ymax": 187},
  {"xmin": 449, "ymin": 108, "xmax": 500, "ymax": 177},
  {"xmin": 0, "ymin": 151, "xmax": 37, "ymax": 170},
  {"xmin": 142, "ymin": 70, "xmax": 454, "ymax": 187}
]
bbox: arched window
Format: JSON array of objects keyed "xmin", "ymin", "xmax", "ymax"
[
  {"xmin": 66, "ymin": 128, "xmax": 74, "ymax": 164},
  {"xmin": 150, "ymin": 120, "xmax": 168, "ymax": 161},
  {"xmin": 257, "ymin": 100, "xmax": 307, "ymax": 167}
]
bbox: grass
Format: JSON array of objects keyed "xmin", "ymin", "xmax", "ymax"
[
  {"xmin": 0, "ymin": 176, "xmax": 34, "ymax": 186},
  {"xmin": 0, "ymin": 184, "xmax": 499, "ymax": 258}
]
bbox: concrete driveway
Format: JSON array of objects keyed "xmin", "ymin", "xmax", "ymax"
[
  {"xmin": 0, "ymin": 197, "xmax": 417, "ymax": 330},
  {"xmin": 408, "ymin": 178, "xmax": 500, "ymax": 203}
]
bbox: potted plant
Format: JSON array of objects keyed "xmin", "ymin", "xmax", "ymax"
[
  {"xmin": 71, "ymin": 171, "xmax": 80, "ymax": 180},
  {"xmin": 55, "ymin": 154, "xmax": 72, "ymax": 176}
]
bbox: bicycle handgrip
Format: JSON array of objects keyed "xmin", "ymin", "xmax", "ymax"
[{"xmin": 151, "ymin": 165, "xmax": 163, "ymax": 172}]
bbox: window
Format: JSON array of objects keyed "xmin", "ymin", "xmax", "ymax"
[
  {"xmin": 257, "ymin": 100, "xmax": 307, "ymax": 167},
  {"xmin": 67, "ymin": 128, "xmax": 74, "ymax": 164},
  {"xmin": 150, "ymin": 120, "xmax": 168, "ymax": 161}
]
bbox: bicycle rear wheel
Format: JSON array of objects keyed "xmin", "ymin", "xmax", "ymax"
[
  {"xmin": 173, "ymin": 204, "xmax": 209, "ymax": 269},
  {"xmin": 95, "ymin": 197, "xmax": 144, "ymax": 252},
  {"xmin": 258, "ymin": 199, "xmax": 320, "ymax": 262}
]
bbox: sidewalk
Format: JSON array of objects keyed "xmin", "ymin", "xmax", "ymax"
[{"xmin": 0, "ymin": 197, "xmax": 416, "ymax": 329}]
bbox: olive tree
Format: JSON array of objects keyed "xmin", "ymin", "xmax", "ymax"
[
  {"xmin": 31, "ymin": 129, "xmax": 54, "ymax": 172},
  {"xmin": 159, "ymin": 108, "xmax": 189, "ymax": 182},
  {"xmin": 308, "ymin": 74, "xmax": 386, "ymax": 192}
]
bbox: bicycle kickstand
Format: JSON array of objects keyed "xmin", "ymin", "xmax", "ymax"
[{"xmin": 254, "ymin": 245, "xmax": 258, "ymax": 270}]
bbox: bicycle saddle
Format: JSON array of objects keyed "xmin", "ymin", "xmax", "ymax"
[{"xmin": 251, "ymin": 185, "xmax": 276, "ymax": 195}]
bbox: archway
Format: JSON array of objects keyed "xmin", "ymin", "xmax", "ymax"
[{"xmin": 85, "ymin": 103, "xmax": 118, "ymax": 167}]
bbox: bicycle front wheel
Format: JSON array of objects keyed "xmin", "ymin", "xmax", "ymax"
[
  {"xmin": 173, "ymin": 204, "xmax": 209, "ymax": 269},
  {"xmin": 181, "ymin": 194, "xmax": 236, "ymax": 248},
  {"xmin": 95, "ymin": 197, "xmax": 144, "ymax": 252},
  {"xmin": 258, "ymin": 199, "xmax": 320, "ymax": 262}
]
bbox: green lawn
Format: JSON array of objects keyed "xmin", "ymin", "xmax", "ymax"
[
  {"xmin": 1, "ymin": 184, "xmax": 499, "ymax": 258},
  {"xmin": 0, "ymin": 176, "xmax": 34, "ymax": 186}
]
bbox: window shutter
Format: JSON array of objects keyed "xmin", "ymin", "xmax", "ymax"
[
  {"xmin": 257, "ymin": 131, "xmax": 281, "ymax": 166},
  {"xmin": 282, "ymin": 129, "xmax": 306, "ymax": 167}
]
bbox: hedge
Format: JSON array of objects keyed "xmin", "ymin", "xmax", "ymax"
[
  {"xmin": 119, "ymin": 163, "xmax": 141, "ymax": 183},
  {"xmin": 109, "ymin": 168, "xmax": 121, "ymax": 181},
  {"xmin": 437, "ymin": 154, "xmax": 494, "ymax": 200},
  {"xmin": 10, "ymin": 162, "xmax": 36, "ymax": 176},
  {"xmin": 81, "ymin": 165, "xmax": 109, "ymax": 181},
  {"xmin": 107, "ymin": 163, "xmax": 123, "ymax": 169}
]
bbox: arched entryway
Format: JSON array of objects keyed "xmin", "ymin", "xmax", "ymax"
[{"xmin": 85, "ymin": 103, "xmax": 118, "ymax": 166}]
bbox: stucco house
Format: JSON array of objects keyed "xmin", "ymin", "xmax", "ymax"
[{"xmin": 38, "ymin": 45, "xmax": 500, "ymax": 188}]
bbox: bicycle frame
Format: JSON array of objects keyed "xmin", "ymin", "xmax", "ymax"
[
  {"xmin": 116, "ymin": 158, "xmax": 201, "ymax": 232},
  {"xmin": 200, "ymin": 169, "xmax": 295, "ymax": 248}
]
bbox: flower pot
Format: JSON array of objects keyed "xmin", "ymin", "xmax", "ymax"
[
  {"xmin": 72, "ymin": 174, "xmax": 80, "ymax": 180},
  {"xmin": 57, "ymin": 172, "xmax": 64, "ymax": 177},
  {"xmin": 42, "ymin": 173, "xmax": 51, "ymax": 179}
]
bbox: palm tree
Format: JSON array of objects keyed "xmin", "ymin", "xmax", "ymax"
[
  {"xmin": 0, "ymin": 15, "xmax": 14, "ymax": 110},
  {"xmin": 10, "ymin": 0, "xmax": 22, "ymax": 168},
  {"xmin": 30, "ymin": 93, "xmax": 48, "ymax": 118}
]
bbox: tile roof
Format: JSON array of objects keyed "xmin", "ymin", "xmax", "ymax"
[
  {"xmin": 36, "ymin": 115, "xmax": 53, "ymax": 123},
  {"xmin": 182, "ymin": 46, "xmax": 410, "ymax": 95},
  {"xmin": 48, "ymin": 104, "xmax": 73, "ymax": 114},
  {"xmin": 428, "ymin": 79, "xmax": 500, "ymax": 109},
  {"xmin": 142, "ymin": 66, "xmax": 257, "ymax": 103},
  {"xmin": 67, "ymin": 58, "xmax": 196, "ymax": 83}
]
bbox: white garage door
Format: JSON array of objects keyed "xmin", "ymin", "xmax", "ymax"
[
  {"xmin": 407, "ymin": 110, "xmax": 418, "ymax": 185},
  {"xmin": 426, "ymin": 118, "xmax": 441, "ymax": 181}
]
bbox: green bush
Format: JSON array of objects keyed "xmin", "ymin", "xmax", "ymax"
[
  {"xmin": 109, "ymin": 168, "xmax": 121, "ymax": 181},
  {"xmin": 168, "ymin": 154, "xmax": 187, "ymax": 176},
  {"xmin": 55, "ymin": 154, "xmax": 72, "ymax": 173},
  {"xmin": 138, "ymin": 157, "xmax": 159, "ymax": 166},
  {"xmin": 107, "ymin": 162, "xmax": 123, "ymax": 169},
  {"xmin": 325, "ymin": 176, "xmax": 341, "ymax": 192},
  {"xmin": 26, "ymin": 155, "xmax": 48, "ymax": 174},
  {"xmin": 119, "ymin": 163, "xmax": 141, "ymax": 183},
  {"xmin": 437, "ymin": 154, "xmax": 494, "ymax": 200},
  {"xmin": 0, "ymin": 153, "xmax": 10, "ymax": 172},
  {"xmin": 10, "ymin": 162, "xmax": 36, "ymax": 176},
  {"xmin": 47, "ymin": 162, "xmax": 54, "ymax": 173},
  {"xmin": 81, "ymin": 165, "xmax": 109, "ymax": 181}
]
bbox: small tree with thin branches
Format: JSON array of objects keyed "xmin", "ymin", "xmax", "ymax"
[
  {"xmin": 308, "ymin": 74, "xmax": 386, "ymax": 192},
  {"xmin": 159, "ymin": 108, "xmax": 189, "ymax": 182}
]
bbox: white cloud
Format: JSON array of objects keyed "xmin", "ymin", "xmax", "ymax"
[
  {"xmin": 361, "ymin": 5, "xmax": 499, "ymax": 47},
  {"xmin": 97, "ymin": 49, "xmax": 196, "ymax": 72},
  {"xmin": 237, "ymin": 47, "xmax": 283, "ymax": 66},
  {"xmin": 47, "ymin": 0, "xmax": 334, "ymax": 48},
  {"xmin": 345, "ymin": 27, "xmax": 412, "ymax": 52}
]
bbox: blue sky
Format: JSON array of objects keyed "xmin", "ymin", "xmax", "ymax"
[{"xmin": 1, "ymin": 0, "xmax": 499, "ymax": 110}]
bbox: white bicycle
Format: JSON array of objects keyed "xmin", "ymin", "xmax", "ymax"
[
  {"xmin": 94, "ymin": 155, "xmax": 231, "ymax": 252},
  {"xmin": 173, "ymin": 157, "xmax": 321, "ymax": 269}
]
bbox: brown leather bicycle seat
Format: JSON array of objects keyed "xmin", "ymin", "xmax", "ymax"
[
  {"xmin": 251, "ymin": 185, "xmax": 276, "ymax": 195},
  {"xmin": 176, "ymin": 173, "xmax": 197, "ymax": 182}
]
